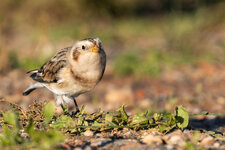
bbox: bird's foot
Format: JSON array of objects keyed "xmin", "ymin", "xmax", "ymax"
[
  {"xmin": 71, "ymin": 110, "xmax": 80, "ymax": 117},
  {"xmin": 64, "ymin": 112, "xmax": 71, "ymax": 116}
]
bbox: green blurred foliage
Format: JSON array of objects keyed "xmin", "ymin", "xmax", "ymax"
[
  {"xmin": 0, "ymin": 103, "xmax": 65, "ymax": 149},
  {"xmin": 0, "ymin": 0, "xmax": 224, "ymax": 75}
]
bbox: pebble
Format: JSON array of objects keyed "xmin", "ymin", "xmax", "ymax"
[
  {"xmin": 163, "ymin": 130, "xmax": 185, "ymax": 147},
  {"xmin": 84, "ymin": 146, "xmax": 92, "ymax": 150},
  {"xmin": 183, "ymin": 129, "xmax": 191, "ymax": 134},
  {"xmin": 83, "ymin": 130, "xmax": 94, "ymax": 137},
  {"xmin": 123, "ymin": 131, "xmax": 132, "ymax": 138},
  {"xmin": 95, "ymin": 133, "xmax": 103, "ymax": 137},
  {"xmin": 141, "ymin": 134, "xmax": 163, "ymax": 145},
  {"xmin": 166, "ymin": 145, "xmax": 174, "ymax": 150},
  {"xmin": 213, "ymin": 142, "xmax": 220, "ymax": 148},
  {"xmin": 74, "ymin": 148, "xmax": 82, "ymax": 150},
  {"xmin": 167, "ymin": 135, "xmax": 185, "ymax": 146},
  {"xmin": 90, "ymin": 138, "xmax": 112, "ymax": 147},
  {"xmin": 200, "ymin": 136, "xmax": 214, "ymax": 145}
]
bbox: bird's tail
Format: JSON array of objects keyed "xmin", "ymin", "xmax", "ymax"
[
  {"xmin": 22, "ymin": 82, "xmax": 44, "ymax": 96},
  {"xmin": 23, "ymin": 88, "xmax": 36, "ymax": 96}
]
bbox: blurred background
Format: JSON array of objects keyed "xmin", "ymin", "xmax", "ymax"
[{"xmin": 0, "ymin": 0, "xmax": 224, "ymax": 114}]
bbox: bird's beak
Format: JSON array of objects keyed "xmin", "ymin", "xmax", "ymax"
[
  {"xmin": 92, "ymin": 38, "xmax": 100, "ymax": 53},
  {"xmin": 92, "ymin": 45, "xmax": 99, "ymax": 53}
]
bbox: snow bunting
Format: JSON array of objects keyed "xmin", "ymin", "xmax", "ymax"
[{"xmin": 23, "ymin": 38, "xmax": 106, "ymax": 112}]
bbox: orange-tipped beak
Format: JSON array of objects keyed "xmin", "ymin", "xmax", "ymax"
[{"xmin": 92, "ymin": 45, "xmax": 99, "ymax": 53}]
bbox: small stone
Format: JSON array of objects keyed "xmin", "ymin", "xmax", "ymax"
[
  {"xmin": 141, "ymin": 134, "xmax": 163, "ymax": 145},
  {"xmin": 90, "ymin": 140, "xmax": 103, "ymax": 147},
  {"xmin": 90, "ymin": 138, "xmax": 112, "ymax": 147},
  {"xmin": 165, "ymin": 135, "xmax": 185, "ymax": 147},
  {"xmin": 83, "ymin": 130, "xmax": 94, "ymax": 137},
  {"xmin": 74, "ymin": 148, "xmax": 82, "ymax": 150},
  {"xmin": 123, "ymin": 131, "xmax": 132, "ymax": 137},
  {"xmin": 183, "ymin": 129, "xmax": 191, "ymax": 134},
  {"xmin": 84, "ymin": 146, "xmax": 92, "ymax": 150},
  {"xmin": 200, "ymin": 136, "xmax": 215, "ymax": 145},
  {"xmin": 95, "ymin": 133, "xmax": 103, "ymax": 137},
  {"xmin": 166, "ymin": 145, "xmax": 174, "ymax": 150},
  {"xmin": 213, "ymin": 142, "xmax": 220, "ymax": 148}
]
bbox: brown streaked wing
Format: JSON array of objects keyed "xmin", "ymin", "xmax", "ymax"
[{"xmin": 29, "ymin": 46, "xmax": 72, "ymax": 83}]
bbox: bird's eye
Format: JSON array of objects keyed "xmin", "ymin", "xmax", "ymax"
[{"xmin": 82, "ymin": 45, "xmax": 85, "ymax": 50}]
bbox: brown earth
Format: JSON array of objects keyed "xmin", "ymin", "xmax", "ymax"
[{"xmin": 0, "ymin": 63, "xmax": 225, "ymax": 149}]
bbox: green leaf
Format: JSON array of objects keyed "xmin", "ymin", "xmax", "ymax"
[
  {"xmin": 165, "ymin": 113, "xmax": 176, "ymax": 125},
  {"xmin": 51, "ymin": 115, "xmax": 75, "ymax": 130},
  {"xmin": 43, "ymin": 102, "xmax": 55, "ymax": 125},
  {"xmin": 26, "ymin": 118, "xmax": 34, "ymax": 135},
  {"xmin": 28, "ymin": 129, "xmax": 65, "ymax": 149},
  {"xmin": 118, "ymin": 105, "xmax": 128, "ymax": 121},
  {"xmin": 91, "ymin": 121, "xmax": 104, "ymax": 131},
  {"xmin": 153, "ymin": 113, "xmax": 161, "ymax": 121},
  {"xmin": 77, "ymin": 116, "xmax": 84, "ymax": 126},
  {"xmin": 80, "ymin": 105, "xmax": 86, "ymax": 114},
  {"xmin": 175, "ymin": 105, "xmax": 189, "ymax": 130},
  {"xmin": 3, "ymin": 110, "xmax": 19, "ymax": 128},
  {"xmin": 158, "ymin": 124, "xmax": 171, "ymax": 133},
  {"xmin": 105, "ymin": 114, "xmax": 113, "ymax": 123},
  {"xmin": 132, "ymin": 113, "xmax": 149, "ymax": 125}
]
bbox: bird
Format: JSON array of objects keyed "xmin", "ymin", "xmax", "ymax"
[{"xmin": 23, "ymin": 38, "xmax": 106, "ymax": 113}]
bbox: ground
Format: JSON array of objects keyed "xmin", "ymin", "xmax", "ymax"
[
  {"xmin": 0, "ymin": 63, "xmax": 224, "ymax": 149},
  {"xmin": 0, "ymin": 2, "xmax": 225, "ymax": 149}
]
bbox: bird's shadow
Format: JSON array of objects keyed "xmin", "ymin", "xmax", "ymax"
[{"xmin": 188, "ymin": 116, "xmax": 225, "ymax": 134}]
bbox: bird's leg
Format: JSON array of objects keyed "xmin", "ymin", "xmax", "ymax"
[
  {"xmin": 71, "ymin": 98, "xmax": 80, "ymax": 117},
  {"xmin": 73, "ymin": 97, "xmax": 80, "ymax": 113},
  {"xmin": 60, "ymin": 104, "xmax": 69, "ymax": 116}
]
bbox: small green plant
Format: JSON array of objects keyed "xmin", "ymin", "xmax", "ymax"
[
  {"xmin": 5, "ymin": 100, "xmax": 224, "ymax": 149},
  {"xmin": 0, "ymin": 102, "xmax": 65, "ymax": 149},
  {"xmin": 49, "ymin": 105, "xmax": 189, "ymax": 133}
]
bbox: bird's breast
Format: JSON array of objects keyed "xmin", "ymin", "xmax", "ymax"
[{"xmin": 48, "ymin": 51, "xmax": 105, "ymax": 96}]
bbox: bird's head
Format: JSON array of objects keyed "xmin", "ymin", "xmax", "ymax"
[{"xmin": 71, "ymin": 38, "xmax": 103, "ymax": 62}]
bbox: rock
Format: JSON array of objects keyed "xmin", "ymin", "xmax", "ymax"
[
  {"xmin": 166, "ymin": 145, "xmax": 174, "ymax": 150},
  {"xmin": 83, "ymin": 146, "xmax": 92, "ymax": 150},
  {"xmin": 167, "ymin": 135, "xmax": 185, "ymax": 146},
  {"xmin": 95, "ymin": 133, "xmax": 103, "ymax": 137},
  {"xmin": 163, "ymin": 130, "xmax": 185, "ymax": 147},
  {"xmin": 213, "ymin": 142, "xmax": 220, "ymax": 148},
  {"xmin": 141, "ymin": 134, "xmax": 163, "ymax": 145},
  {"xmin": 123, "ymin": 131, "xmax": 132, "ymax": 138},
  {"xmin": 90, "ymin": 138, "xmax": 112, "ymax": 147},
  {"xmin": 200, "ymin": 136, "xmax": 214, "ymax": 146},
  {"xmin": 183, "ymin": 129, "xmax": 191, "ymax": 134},
  {"xmin": 83, "ymin": 130, "xmax": 94, "ymax": 137}
]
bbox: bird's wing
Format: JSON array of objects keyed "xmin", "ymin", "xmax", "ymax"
[{"xmin": 28, "ymin": 46, "xmax": 72, "ymax": 83}]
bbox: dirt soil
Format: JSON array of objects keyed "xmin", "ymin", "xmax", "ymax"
[{"xmin": 0, "ymin": 63, "xmax": 225, "ymax": 149}]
